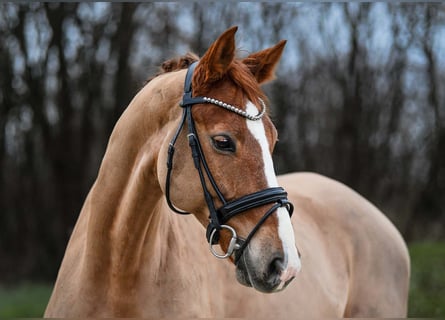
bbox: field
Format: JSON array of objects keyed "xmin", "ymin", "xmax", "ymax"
[
  {"xmin": 1, "ymin": 242, "xmax": 444, "ymax": 317},
  {"xmin": 0, "ymin": 283, "xmax": 52, "ymax": 317},
  {"xmin": 408, "ymin": 242, "xmax": 445, "ymax": 317}
]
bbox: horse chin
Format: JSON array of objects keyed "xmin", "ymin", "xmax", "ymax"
[{"xmin": 235, "ymin": 259, "xmax": 253, "ymax": 288}]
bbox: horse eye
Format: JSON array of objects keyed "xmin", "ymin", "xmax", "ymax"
[{"xmin": 212, "ymin": 135, "xmax": 236, "ymax": 153}]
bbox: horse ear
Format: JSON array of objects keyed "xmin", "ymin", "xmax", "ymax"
[
  {"xmin": 197, "ymin": 26, "xmax": 238, "ymax": 83},
  {"xmin": 242, "ymin": 40, "xmax": 287, "ymax": 84}
]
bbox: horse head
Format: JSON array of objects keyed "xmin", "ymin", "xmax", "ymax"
[{"xmin": 158, "ymin": 26, "xmax": 301, "ymax": 293}]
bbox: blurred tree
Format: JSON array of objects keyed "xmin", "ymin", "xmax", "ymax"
[
  {"xmin": 411, "ymin": 4, "xmax": 445, "ymax": 238},
  {"xmin": 0, "ymin": 3, "xmax": 141, "ymax": 281},
  {"xmin": 0, "ymin": 3, "xmax": 444, "ymax": 283}
]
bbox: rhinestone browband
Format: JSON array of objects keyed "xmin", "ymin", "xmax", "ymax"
[{"xmin": 202, "ymin": 97, "xmax": 266, "ymax": 121}]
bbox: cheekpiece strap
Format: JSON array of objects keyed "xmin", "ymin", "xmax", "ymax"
[{"xmin": 180, "ymin": 61, "xmax": 225, "ymax": 240}]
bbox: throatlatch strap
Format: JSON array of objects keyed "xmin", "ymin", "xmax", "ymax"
[{"xmin": 165, "ymin": 108, "xmax": 190, "ymax": 215}]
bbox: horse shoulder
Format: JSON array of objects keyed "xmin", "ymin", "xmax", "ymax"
[{"xmin": 278, "ymin": 172, "xmax": 410, "ymax": 317}]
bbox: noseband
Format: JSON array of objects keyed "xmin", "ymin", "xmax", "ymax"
[{"xmin": 165, "ymin": 62, "xmax": 293, "ymax": 263}]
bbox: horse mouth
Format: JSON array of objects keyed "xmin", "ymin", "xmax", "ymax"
[{"xmin": 235, "ymin": 249, "xmax": 293, "ymax": 293}]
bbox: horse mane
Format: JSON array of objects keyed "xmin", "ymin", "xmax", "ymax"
[
  {"xmin": 146, "ymin": 52, "xmax": 267, "ymax": 106},
  {"xmin": 145, "ymin": 52, "xmax": 199, "ymax": 84}
]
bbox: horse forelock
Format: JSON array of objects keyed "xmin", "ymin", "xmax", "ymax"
[
  {"xmin": 146, "ymin": 53, "xmax": 267, "ymax": 113},
  {"xmin": 193, "ymin": 59, "xmax": 268, "ymax": 111}
]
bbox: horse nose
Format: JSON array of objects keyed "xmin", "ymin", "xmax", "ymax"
[
  {"xmin": 269, "ymin": 254, "xmax": 285, "ymax": 277},
  {"xmin": 267, "ymin": 252, "xmax": 298, "ymax": 291},
  {"xmin": 266, "ymin": 253, "xmax": 287, "ymax": 287}
]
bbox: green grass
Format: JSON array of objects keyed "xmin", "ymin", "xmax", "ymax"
[
  {"xmin": 408, "ymin": 241, "xmax": 445, "ymax": 317},
  {"xmin": 0, "ymin": 283, "xmax": 52, "ymax": 317},
  {"xmin": 0, "ymin": 242, "xmax": 444, "ymax": 317}
]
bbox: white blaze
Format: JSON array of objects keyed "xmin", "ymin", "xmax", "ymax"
[{"xmin": 245, "ymin": 101, "xmax": 302, "ymax": 284}]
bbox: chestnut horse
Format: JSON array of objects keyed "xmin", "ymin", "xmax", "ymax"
[{"xmin": 45, "ymin": 27, "xmax": 410, "ymax": 317}]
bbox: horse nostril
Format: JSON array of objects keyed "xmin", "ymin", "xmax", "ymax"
[{"xmin": 269, "ymin": 255, "xmax": 285, "ymax": 277}]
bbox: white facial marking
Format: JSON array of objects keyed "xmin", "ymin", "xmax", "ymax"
[{"xmin": 245, "ymin": 101, "xmax": 302, "ymax": 285}]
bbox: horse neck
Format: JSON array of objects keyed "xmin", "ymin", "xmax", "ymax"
[{"xmin": 81, "ymin": 71, "xmax": 185, "ymax": 284}]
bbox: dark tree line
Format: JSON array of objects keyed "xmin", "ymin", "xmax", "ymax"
[{"xmin": 0, "ymin": 3, "xmax": 444, "ymax": 282}]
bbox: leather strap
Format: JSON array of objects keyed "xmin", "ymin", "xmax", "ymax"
[{"xmin": 219, "ymin": 187, "xmax": 292, "ymax": 223}]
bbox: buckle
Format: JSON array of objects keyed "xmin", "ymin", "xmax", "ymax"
[{"xmin": 209, "ymin": 225, "xmax": 240, "ymax": 259}]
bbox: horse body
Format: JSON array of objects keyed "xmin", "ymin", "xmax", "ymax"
[
  {"xmin": 45, "ymin": 27, "xmax": 409, "ymax": 318},
  {"xmin": 281, "ymin": 172, "xmax": 410, "ymax": 317}
]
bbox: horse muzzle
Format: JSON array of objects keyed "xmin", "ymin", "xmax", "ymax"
[{"xmin": 235, "ymin": 241, "xmax": 300, "ymax": 293}]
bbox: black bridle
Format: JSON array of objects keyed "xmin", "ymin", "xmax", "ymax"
[{"xmin": 165, "ymin": 62, "xmax": 293, "ymax": 264}]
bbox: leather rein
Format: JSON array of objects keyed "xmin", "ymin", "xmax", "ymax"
[{"xmin": 165, "ymin": 62, "xmax": 293, "ymax": 264}]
